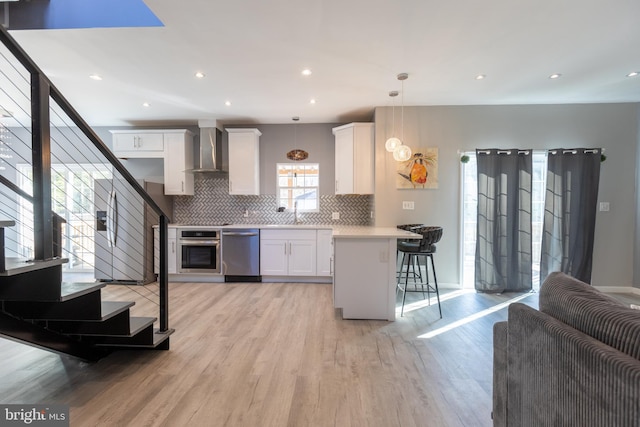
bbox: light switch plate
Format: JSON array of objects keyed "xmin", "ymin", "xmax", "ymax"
[
  {"xmin": 599, "ymin": 202, "xmax": 610, "ymax": 212},
  {"xmin": 402, "ymin": 201, "xmax": 415, "ymax": 210}
]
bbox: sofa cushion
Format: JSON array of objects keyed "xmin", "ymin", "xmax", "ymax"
[{"xmin": 539, "ymin": 272, "xmax": 640, "ymax": 360}]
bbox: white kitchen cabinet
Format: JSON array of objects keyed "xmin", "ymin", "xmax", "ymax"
[
  {"xmin": 316, "ymin": 229, "xmax": 333, "ymax": 277},
  {"xmin": 154, "ymin": 227, "xmax": 177, "ymax": 274},
  {"xmin": 163, "ymin": 130, "xmax": 195, "ymax": 195},
  {"xmin": 332, "ymin": 123, "xmax": 374, "ymax": 195},
  {"xmin": 260, "ymin": 229, "xmax": 316, "ymax": 276},
  {"xmin": 227, "ymin": 128, "xmax": 261, "ymax": 195},
  {"xmin": 111, "ymin": 131, "xmax": 164, "ymax": 158},
  {"xmin": 110, "ymin": 129, "xmax": 195, "ymax": 196}
]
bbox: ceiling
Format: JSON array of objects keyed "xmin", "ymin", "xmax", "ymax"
[{"xmin": 6, "ymin": 0, "xmax": 640, "ymax": 127}]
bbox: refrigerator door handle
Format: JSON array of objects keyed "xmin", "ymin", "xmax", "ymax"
[
  {"xmin": 106, "ymin": 190, "xmax": 113, "ymax": 247},
  {"xmin": 111, "ymin": 191, "xmax": 118, "ymax": 247},
  {"xmin": 106, "ymin": 190, "xmax": 118, "ymax": 247}
]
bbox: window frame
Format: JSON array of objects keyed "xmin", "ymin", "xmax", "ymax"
[{"xmin": 276, "ymin": 162, "xmax": 320, "ymax": 213}]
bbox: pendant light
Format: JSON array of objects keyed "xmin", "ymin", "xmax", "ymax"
[
  {"xmin": 385, "ymin": 91, "xmax": 402, "ymax": 152},
  {"xmin": 392, "ymin": 73, "xmax": 412, "ymax": 162},
  {"xmin": 286, "ymin": 116, "xmax": 308, "ymax": 161}
]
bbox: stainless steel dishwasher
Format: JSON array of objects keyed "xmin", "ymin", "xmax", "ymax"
[{"xmin": 221, "ymin": 229, "xmax": 261, "ymax": 282}]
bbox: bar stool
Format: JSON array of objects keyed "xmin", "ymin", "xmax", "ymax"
[
  {"xmin": 396, "ymin": 224, "xmax": 424, "ymax": 281},
  {"xmin": 397, "ymin": 226, "xmax": 443, "ymax": 317}
]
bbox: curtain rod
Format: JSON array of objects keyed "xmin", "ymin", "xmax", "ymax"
[
  {"xmin": 548, "ymin": 148, "xmax": 602, "ymax": 155},
  {"xmin": 476, "ymin": 149, "xmax": 531, "ymax": 155}
]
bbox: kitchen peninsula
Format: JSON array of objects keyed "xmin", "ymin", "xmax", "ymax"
[{"xmin": 332, "ymin": 226, "xmax": 421, "ymax": 321}]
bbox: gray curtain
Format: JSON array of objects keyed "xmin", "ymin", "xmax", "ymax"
[
  {"xmin": 540, "ymin": 149, "xmax": 601, "ymax": 283},
  {"xmin": 475, "ymin": 149, "xmax": 533, "ymax": 293}
]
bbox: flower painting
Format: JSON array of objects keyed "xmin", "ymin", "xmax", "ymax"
[{"xmin": 396, "ymin": 147, "xmax": 438, "ymax": 189}]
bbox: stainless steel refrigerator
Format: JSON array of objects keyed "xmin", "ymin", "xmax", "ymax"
[{"xmin": 94, "ymin": 179, "xmax": 172, "ymax": 284}]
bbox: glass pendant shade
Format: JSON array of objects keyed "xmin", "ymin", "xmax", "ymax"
[
  {"xmin": 393, "ymin": 144, "xmax": 412, "ymax": 162},
  {"xmin": 385, "ymin": 137, "xmax": 402, "ymax": 152}
]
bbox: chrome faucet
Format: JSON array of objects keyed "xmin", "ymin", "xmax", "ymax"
[{"xmin": 294, "ymin": 201, "xmax": 300, "ymax": 224}]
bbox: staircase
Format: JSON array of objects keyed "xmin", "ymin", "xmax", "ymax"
[
  {"xmin": 0, "ymin": 222, "xmax": 173, "ymax": 361},
  {"xmin": 0, "ymin": 25, "xmax": 173, "ymax": 361}
]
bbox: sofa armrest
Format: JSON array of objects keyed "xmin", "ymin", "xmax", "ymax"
[
  {"xmin": 492, "ymin": 321, "xmax": 508, "ymax": 427},
  {"xmin": 506, "ymin": 302, "xmax": 640, "ymax": 427}
]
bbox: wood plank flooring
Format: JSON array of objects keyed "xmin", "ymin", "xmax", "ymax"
[{"xmin": 0, "ymin": 281, "xmax": 556, "ymax": 426}]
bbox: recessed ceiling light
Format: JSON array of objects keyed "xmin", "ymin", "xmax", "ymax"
[
  {"xmin": 627, "ymin": 71, "xmax": 639, "ymax": 77},
  {"xmin": 225, "ymin": 101, "xmax": 232, "ymax": 106},
  {"xmin": 301, "ymin": 69, "xmax": 312, "ymax": 76},
  {"xmin": 142, "ymin": 102, "xmax": 150, "ymax": 107},
  {"xmin": 195, "ymin": 72, "xmax": 205, "ymax": 79},
  {"xmin": 549, "ymin": 73, "xmax": 562, "ymax": 79},
  {"xmin": 475, "ymin": 74, "xmax": 486, "ymax": 80},
  {"xmin": 89, "ymin": 74, "xmax": 102, "ymax": 81},
  {"xmin": 310, "ymin": 98, "xmax": 316, "ymax": 104}
]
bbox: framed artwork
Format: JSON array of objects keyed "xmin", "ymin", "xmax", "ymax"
[{"xmin": 396, "ymin": 147, "xmax": 439, "ymax": 189}]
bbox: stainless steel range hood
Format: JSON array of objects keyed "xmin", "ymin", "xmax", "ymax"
[{"xmin": 189, "ymin": 127, "xmax": 224, "ymax": 173}]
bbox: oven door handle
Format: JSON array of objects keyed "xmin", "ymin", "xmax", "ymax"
[{"xmin": 179, "ymin": 240, "xmax": 220, "ymax": 245}]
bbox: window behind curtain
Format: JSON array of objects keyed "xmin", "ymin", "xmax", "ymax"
[{"xmin": 461, "ymin": 151, "xmax": 547, "ymax": 289}]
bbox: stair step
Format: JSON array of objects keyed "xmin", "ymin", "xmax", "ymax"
[
  {"xmin": 96, "ymin": 328, "xmax": 174, "ymax": 349},
  {"xmin": 47, "ymin": 310, "xmax": 136, "ymax": 335},
  {"xmin": 99, "ymin": 301, "xmax": 136, "ymax": 320},
  {"xmin": 60, "ymin": 282, "xmax": 106, "ymax": 301},
  {"xmin": 0, "ymin": 263, "xmax": 64, "ymax": 301},
  {"xmin": 90, "ymin": 317, "xmax": 157, "ymax": 345},
  {"xmin": 0, "ymin": 257, "xmax": 68, "ymax": 277},
  {"xmin": 0, "ymin": 310, "xmax": 108, "ymax": 362},
  {"xmin": 3, "ymin": 290, "xmax": 100, "ymax": 320}
]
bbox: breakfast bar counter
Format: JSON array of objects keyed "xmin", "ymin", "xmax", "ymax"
[{"xmin": 332, "ymin": 226, "xmax": 421, "ymax": 321}]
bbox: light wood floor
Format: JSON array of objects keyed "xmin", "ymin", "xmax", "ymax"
[{"xmin": 0, "ymin": 281, "xmax": 553, "ymax": 426}]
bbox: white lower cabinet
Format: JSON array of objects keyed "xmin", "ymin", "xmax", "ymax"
[
  {"xmin": 316, "ymin": 229, "xmax": 333, "ymax": 277},
  {"xmin": 154, "ymin": 227, "xmax": 177, "ymax": 274},
  {"xmin": 260, "ymin": 229, "xmax": 317, "ymax": 276}
]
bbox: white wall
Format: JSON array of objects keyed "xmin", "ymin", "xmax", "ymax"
[{"xmin": 374, "ymin": 103, "xmax": 640, "ymax": 288}]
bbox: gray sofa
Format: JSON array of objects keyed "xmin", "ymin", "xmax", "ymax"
[{"xmin": 493, "ymin": 272, "xmax": 640, "ymax": 426}]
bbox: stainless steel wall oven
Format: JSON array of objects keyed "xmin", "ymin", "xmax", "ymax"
[{"xmin": 178, "ymin": 229, "xmax": 221, "ymax": 274}]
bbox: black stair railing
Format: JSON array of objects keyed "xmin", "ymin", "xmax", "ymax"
[{"xmin": 0, "ymin": 25, "xmax": 170, "ymax": 333}]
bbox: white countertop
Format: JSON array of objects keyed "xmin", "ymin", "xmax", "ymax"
[
  {"xmin": 331, "ymin": 226, "xmax": 421, "ymax": 239},
  {"xmin": 157, "ymin": 224, "xmax": 420, "ymax": 239}
]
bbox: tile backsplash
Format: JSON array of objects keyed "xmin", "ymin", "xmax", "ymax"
[{"xmin": 174, "ymin": 175, "xmax": 373, "ymax": 225}]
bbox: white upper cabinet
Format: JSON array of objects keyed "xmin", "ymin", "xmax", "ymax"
[
  {"xmin": 163, "ymin": 130, "xmax": 194, "ymax": 196},
  {"xmin": 111, "ymin": 131, "xmax": 164, "ymax": 158},
  {"xmin": 110, "ymin": 129, "xmax": 194, "ymax": 196},
  {"xmin": 332, "ymin": 123, "xmax": 374, "ymax": 195},
  {"xmin": 227, "ymin": 128, "xmax": 261, "ymax": 195}
]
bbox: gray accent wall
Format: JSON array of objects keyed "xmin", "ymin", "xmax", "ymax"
[{"xmin": 374, "ymin": 104, "xmax": 640, "ymax": 288}]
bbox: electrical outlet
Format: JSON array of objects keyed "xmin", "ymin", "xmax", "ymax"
[
  {"xmin": 332, "ymin": 212, "xmax": 340, "ymax": 220},
  {"xmin": 599, "ymin": 202, "xmax": 610, "ymax": 212},
  {"xmin": 402, "ymin": 201, "xmax": 415, "ymax": 210},
  {"xmin": 243, "ymin": 210, "xmax": 249, "ymax": 217}
]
